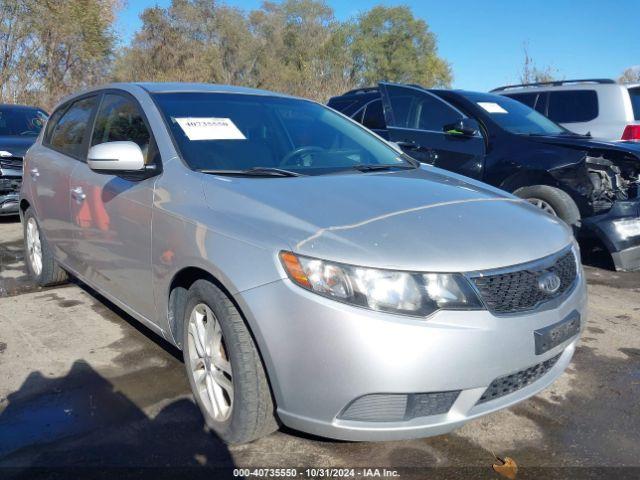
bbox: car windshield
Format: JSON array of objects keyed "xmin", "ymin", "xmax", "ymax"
[
  {"xmin": 0, "ymin": 106, "xmax": 47, "ymax": 137},
  {"xmin": 153, "ymin": 92, "xmax": 413, "ymax": 175},
  {"xmin": 461, "ymin": 92, "xmax": 566, "ymax": 136}
]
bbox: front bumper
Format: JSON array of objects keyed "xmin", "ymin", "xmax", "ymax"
[
  {"xmin": 581, "ymin": 199, "xmax": 640, "ymax": 271},
  {"xmin": 235, "ymin": 272, "xmax": 587, "ymax": 441},
  {"xmin": 0, "ymin": 168, "xmax": 22, "ymax": 216},
  {"xmin": 0, "ymin": 188, "xmax": 20, "ymax": 216}
]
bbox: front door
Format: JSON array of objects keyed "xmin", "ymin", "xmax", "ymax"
[
  {"xmin": 68, "ymin": 92, "xmax": 159, "ymax": 321},
  {"xmin": 379, "ymin": 82, "xmax": 485, "ymax": 179}
]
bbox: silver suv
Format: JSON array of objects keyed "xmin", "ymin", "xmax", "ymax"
[
  {"xmin": 493, "ymin": 79, "xmax": 640, "ymax": 141},
  {"xmin": 20, "ymin": 83, "xmax": 586, "ymax": 444}
]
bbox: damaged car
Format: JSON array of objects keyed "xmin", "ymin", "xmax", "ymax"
[
  {"xmin": 0, "ymin": 104, "xmax": 48, "ymax": 216},
  {"xmin": 328, "ymin": 84, "xmax": 640, "ymax": 271}
]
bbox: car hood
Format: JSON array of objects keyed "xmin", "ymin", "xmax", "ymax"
[
  {"xmin": 202, "ymin": 167, "xmax": 573, "ymax": 273},
  {"xmin": 525, "ymin": 135, "xmax": 640, "ymax": 160},
  {"xmin": 0, "ymin": 136, "xmax": 37, "ymax": 157}
]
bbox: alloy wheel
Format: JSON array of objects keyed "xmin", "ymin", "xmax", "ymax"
[
  {"xmin": 187, "ymin": 302, "xmax": 234, "ymax": 422},
  {"xmin": 527, "ymin": 197, "xmax": 558, "ymax": 216},
  {"xmin": 26, "ymin": 217, "xmax": 43, "ymax": 276}
]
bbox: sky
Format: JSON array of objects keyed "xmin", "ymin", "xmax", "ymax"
[{"xmin": 116, "ymin": 0, "xmax": 639, "ymax": 92}]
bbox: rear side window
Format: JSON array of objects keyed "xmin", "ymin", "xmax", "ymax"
[
  {"xmin": 628, "ymin": 87, "xmax": 640, "ymax": 120},
  {"xmin": 92, "ymin": 93, "xmax": 153, "ymax": 163},
  {"xmin": 361, "ymin": 100, "xmax": 386, "ymax": 130},
  {"xmin": 506, "ymin": 92, "xmax": 538, "ymax": 109},
  {"xmin": 327, "ymin": 98, "xmax": 358, "ymax": 113},
  {"xmin": 547, "ymin": 90, "xmax": 598, "ymax": 123},
  {"xmin": 384, "ymin": 85, "xmax": 461, "ymax": 130},
  {"xmin": 46, "ymin": 96, "xmax": 97, "ymax": 158}
]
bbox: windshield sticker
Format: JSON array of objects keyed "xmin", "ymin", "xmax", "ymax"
[
  {"xmin": 174, "ymin": 117, "xmax": 246, "ymax": 141},
  {"xmin": 477, "ymin": 102, "xmax": 508, "ymax": 114}
]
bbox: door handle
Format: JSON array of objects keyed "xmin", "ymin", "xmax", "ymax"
[
  {"xmin": 70, "ymin": 186, "xmax": 86, "ymax": 202},
  {"xmin": 394, "ymin": 140, "xmax": 419, "ymax": 149},
  {"xmin": 29, "ymin": 168, "xmax": 39, "ymax": 179}
]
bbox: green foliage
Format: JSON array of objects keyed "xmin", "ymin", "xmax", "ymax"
[
  {"xmin": 115, "ymin": 0, "xmax": 452, "ymax": 102},
  {"xmin": 347, "ymin": 6, "xmax": 452, "ymax": 88},
  {"xmin": 1, "ymin": 0, "xmax": 452, "ymax": 107}
]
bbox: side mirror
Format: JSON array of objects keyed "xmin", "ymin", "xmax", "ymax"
[
  {"xmin": 87, "ymin": 141, "xmax": 145, "ymax": 173},
  {"xmin": 388, "ymin": 141, "xmax": 404, "ymax": 154},
  {"xmin": 443, "ymin": 118, "xmax": 480, "ymax": 137}
]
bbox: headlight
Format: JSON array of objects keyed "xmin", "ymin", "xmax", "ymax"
[
  {"xmin": 613, "ymin": 218, "xmax": 640, "ymax": 239},
  {"xmin": 280, "ymin": 251, "xmax": 484, "ymax": 317}
]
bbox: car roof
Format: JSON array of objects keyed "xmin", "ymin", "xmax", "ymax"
[
  {"xmin": 133, "ymin": 82, "xmax": 290, "ymax": 97},
  {"xmin": 54, "ymin": 82, "xmax": 298, "ymax": 110},
  {"xmin": 491, "ymin": 79, "xmax": 629, "ymax": 94}
]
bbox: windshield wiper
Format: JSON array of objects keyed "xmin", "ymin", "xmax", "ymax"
[
  {"xmin": 198, "ymin": 167, "xmax": 302, "ymax": 177},
  {"xmin": 350, "ymin": 163, "xmax": 416, "ymax": 172}
]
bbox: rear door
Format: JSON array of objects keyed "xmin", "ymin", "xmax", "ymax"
[
  {"xmin": 32, "ymin": 95, "xmax": 98, "ymax": 263},
  {"xmin": 378, "ymin": 83, "xmax": 485, "ymax": 179},
  {"xmin": 67, "ymin": 91, "xmax": 158, "ymax": 320}
]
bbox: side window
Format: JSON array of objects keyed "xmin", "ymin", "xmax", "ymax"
[
  {"xmin": 627, "ymin": 87, "xmax": 640, "ymax": 120},
  {"xmin": 547, "ymin": 90, "xmax": 598, "ymax": 123},
  {"xmin": 47, "ymin": 96, "xmax": 97, "ymax": 158},
  {"xmin": 506, "ymin": 93, "xmax": 538, "ymax": 109},
  {"xmin": 362, "ymin": 100, "xmax": 386, "ymax": 130},
  {"xmin": 43, "ymin": 107, "xmax": 66, "ymax": 144},
  {"xmin": 384, "ymin": 85, "xmax": 462, "ymax": 131},
  {"xmin": 92, "ymin": 93, "xmax": 153, "ymax": 163}
]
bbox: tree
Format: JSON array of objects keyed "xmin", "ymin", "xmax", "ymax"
[
  {"xmin": 619, "ymin": 66, "xmax": 640, "ymax": 83},
  {"xmin": 0, "ymin": 0, "xmax": 117, "ymax": 110},
  {"xmin": 346, "ymin": 6, "xmax": 452, "ymax": 88},
  {"xmin": 249, "ymin": 0, "xmax": 356, "ymax": 100},
  {"xmin": 519, "ymin": 42, "xmax": 560, "ymax": 84},
  {"xmin": 115, "ymin": 1, "xmax": 452, "ymax": 102},
  {"xmin": 114, "ymin": 0, "xmax": 257, "ymax": 85}
]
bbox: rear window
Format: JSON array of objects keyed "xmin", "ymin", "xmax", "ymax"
[
  {"xmin": 629, "ymin": 87, "xmax": 640, "ymax": 120},
  {"xmin": 506, "ymin": 92, "xmax": 538, "ymax": 109},
  {"xmin": 547, "ymin": 90, "xmax": 598, "ymax": 123}
]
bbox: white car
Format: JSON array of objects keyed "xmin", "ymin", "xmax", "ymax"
[{"xmin": 492, "ymin": 79, "xmax": 640, "ymax": 141}]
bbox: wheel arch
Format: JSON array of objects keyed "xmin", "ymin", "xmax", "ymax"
[
  {"xmin": 499, "ymin": 169, "xmax": 561, "ymax": 194},
  {"xmin": 167, "ymin": 265, "xmax": 282, "ymax": 407},
  {"xmin": 19, "ymin": 198, "xmax": 31, "ymax": 221}
]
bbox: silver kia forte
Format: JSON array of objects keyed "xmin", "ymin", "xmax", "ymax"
[{"xmin": 20, "ymin": 83, "xmax": 586, "ymax": 444}]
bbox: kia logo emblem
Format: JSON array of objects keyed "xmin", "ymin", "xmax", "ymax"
[{"xmin": 537, "ymin": 272, "xmax": 561, "ymax": 295}]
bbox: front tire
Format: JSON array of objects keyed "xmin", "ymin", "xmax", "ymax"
[
  {"xmin": 514, "ymin": 185, "xmax": 581, "ymax": 229},
  {"xmin": 23, "ymin": 207, "xmax": 68, "ymax": 286},
  {"xmin": 182, "ymin": 279, "xmax": 278, "ymax": 444}
]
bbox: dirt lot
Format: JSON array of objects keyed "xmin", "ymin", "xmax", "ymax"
[{"xmin": 1, "ymin": 216, "xmax": 639, "ymax": 479}]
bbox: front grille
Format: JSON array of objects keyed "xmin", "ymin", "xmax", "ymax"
[
  {"xmin": 477, "ymin": 354, "xmax": 561, "ymax": 405},
  {"xmin": 471, "ymin": 250, "xmax": 577, "ymax": 314},
  {"xmin": 0, "ymin": 177, "xmax": 21, "ymax": 194},
  {"xmin": 0, "ymin": 157, "xmax": 23, "ymax": 170},
  {"xmin": 339, "ymin": 391, "xmax": 460, "ymax": 422}
]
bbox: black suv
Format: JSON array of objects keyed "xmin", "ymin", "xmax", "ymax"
[{"xmin": 328, "ymin": 83, "xmax": 640, "ymax": 271}]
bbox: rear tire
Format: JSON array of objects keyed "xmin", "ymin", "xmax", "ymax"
[
  {"xmin": 23, "ymin": 207, "xmax": 68, "ymax": 286},
  {"xmin": 182, "ymin": 279, "xmax": 278, "ymax": 444},
  {"xmin": 514, "ymin": 185, "xmax": 581, "ymax": 229}
]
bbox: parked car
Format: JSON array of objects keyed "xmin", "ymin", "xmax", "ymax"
[
  {"xmin": 328, "ymin": 83, "xmax": 640, "ymax": 271},
  {"xmin": 491, "ymin": 79, "xmax": 640, "ymax": 141},
  {"xmin": 21, "ymin": 83, "xmax": 585, "ymax": 444},
  {"xmin": 0, "ymin": 104, "xmax": 48, "ymax": 215}
]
